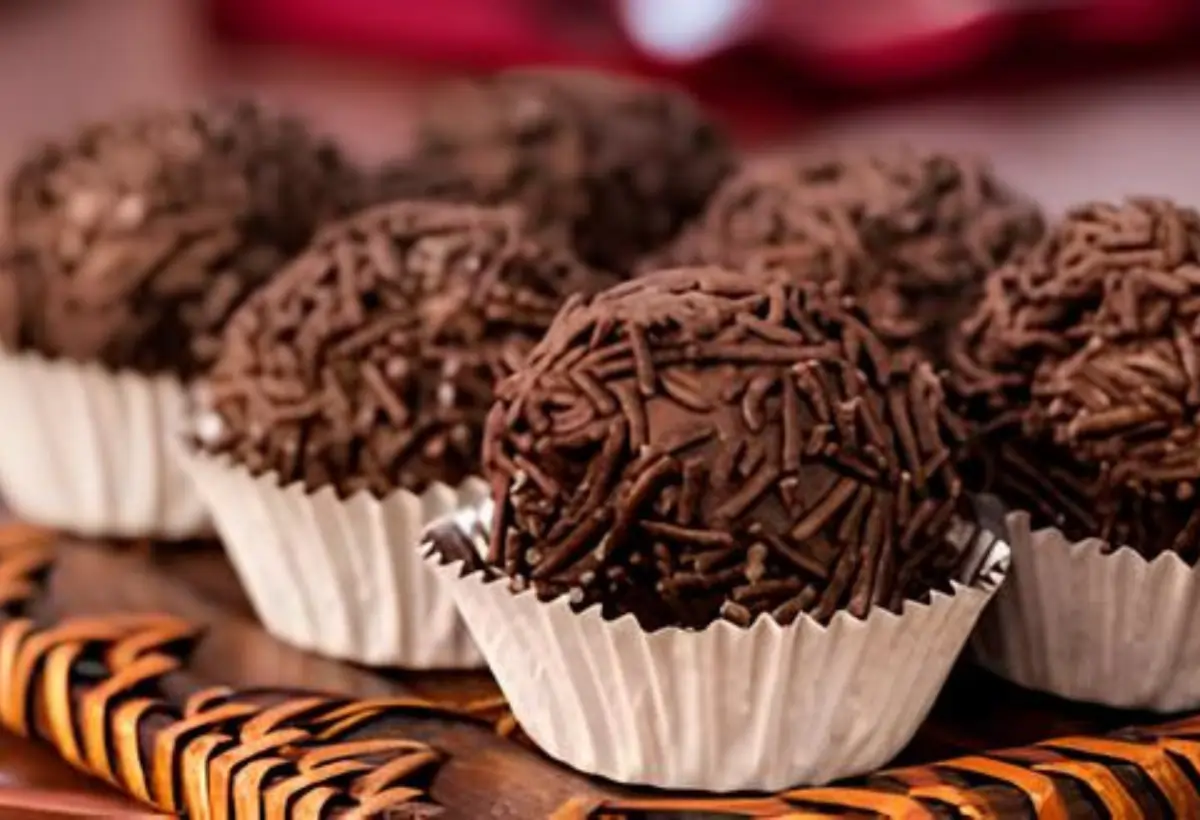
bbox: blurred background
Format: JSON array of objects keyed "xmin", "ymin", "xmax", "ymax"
[{"xmin": 2, "ymin": 0, "xmax": 1200, "ymax": 218}]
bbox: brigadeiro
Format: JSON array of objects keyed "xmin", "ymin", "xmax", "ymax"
[
  {"xmin": 646, "ymin": 147, "xmax": 1043, "ymax": 364},
  {"xmin": 401, "ymin": 69, "xmax": 734, "ymax": 272},
  {"xmin": 179, "ymin": 200, "xmax": 612, "ymax": 668},
  {"xmin": 0, "ymin": 101, "xmax": 364, "ymax": 539},
  {"xmin": 953, "ymin": 198, "xmax": 1200, "ymax": 711},
  {"xmin": 424, "ymin": 267, "xmax": 1009, "ymax": 790}
]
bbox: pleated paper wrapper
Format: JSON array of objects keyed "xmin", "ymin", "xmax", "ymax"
[
  {"xmin": 970, "ymin": 495, "xmax": 1200, "ymax": 712},
  {"xmin": 423, "ymin": 500, "xmax": 1011, "ymax": 791},
  {"xmin": 0, "ymin": 351, "xmax": 210, "ymax": 539},
  {"xmin": 179, "ymin": 447, "xmax": 487, "ymax": 669}
]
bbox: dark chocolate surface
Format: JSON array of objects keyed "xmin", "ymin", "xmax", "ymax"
[
  {"xmin": 409, "ymin": 69, "xmax": 734, "ymax": 272},
  {"xmin": 2, "ymin": 101, "xmax": 365, "ymax": 377},
  {"xmin": 0, "ymin": 248, "xmax": 32, "ymax": 351},
  {"xmin": 484, "ymin": 267, "xmax": 967, "ymax": 631},
  {"xmin": 951, "ymin": 198, "xmax": 1200, "ymax": 558},
  {"xmin": 646, "ymin": 147, "xmax": 1044, "ymax": 364},
  {"xmin": 374, "ymin": 154, "xmax": 486, "ymax": 213},
  {"xmin": 199, "ymin": 200, "xmax": 609, "ymax": 498}
]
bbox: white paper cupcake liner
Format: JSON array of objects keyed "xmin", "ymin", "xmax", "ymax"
[
  {"xmin": 423, "ymin": 501, "xmax": 1010, "ymax": 791},
  {"xmin": 970, "ymin": 495, "xmax": 1200, "ymax": 712},
  {"xmin": 0, "ymin": 351, "xmax": 210, "ymax": 539},
  {"xmin": 178, "ymin": 447, "xmax": 487, "ymax": 669}
]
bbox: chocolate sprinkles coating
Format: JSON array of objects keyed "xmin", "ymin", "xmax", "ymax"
[
  {"xmin": 0, "ymin": 248, "xmax": 35, "ymax": 351},
  {"xmin": 951, "ymin": 198, "xmax": 1200, "ymax": 559},
  {"xmin": 645, "ymin": 147, "xmax": 1043, "ymax": 364},
  {"xmin": 409, "ymin": 69, "xmax": 734, "ymax": 272},
  {"xmin": 3, "ymin": 101, "xmax": 365, "ymax": 377},
  {"xmin": 197, "ymin": 200, "xmax": 610, "ymax": 498},
  {"xmin": 485, "ymin": 267, "xmax": 966, "ymax": 631}
]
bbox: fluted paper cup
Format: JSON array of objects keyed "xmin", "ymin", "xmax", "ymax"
[
  {"xmin": 178, "ymin": 446, "xmax": 486, "ymax": 668},
  {"xmin": 423, "ymin": 500, "xmax": 1010, "ymax": 791},
  {"xmin": 970, "ymin": 495, "xmax": 1200, "ymax": 712},
  {"xmin": 0, "ymin": 351, "xmax": 209, "ymax": 539}
]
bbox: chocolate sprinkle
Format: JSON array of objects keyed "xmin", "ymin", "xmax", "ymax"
[
  {"xmin": 197, "ymin": 200, "xmax": 609, "ymax": 498},
  {"xmin": 408, "ymin": 69, "xmax": 734, "ymax": 272},
  {"xmin": 645, "ymin": 147, "xmax": 1044, "ymax": 364},
  {"xmin": 484, "ymin": 267, "xmax": 966, "ymax": 630},
  {"xmin": 951, "ymin": 198, "xmax": 1200, "ymax": 559},
  {"xmin": 3, "ymin": 101, "xmax": 365, "ymax": 377}
]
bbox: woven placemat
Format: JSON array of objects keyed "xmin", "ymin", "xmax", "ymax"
[{"xmin": 4, "ymin": 523, "xmax": 1200, "ymax": 819}]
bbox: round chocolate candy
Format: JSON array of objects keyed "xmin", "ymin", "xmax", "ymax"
[
  {"xmin": 372, "ymin": 152, "xmax": 488, "ymax": 212},
  {"xmin": 648, "ymin": 147, "xmax": 1043, "ymax": 363},
  {"xmin": 952, "ymin": 198, "xmax": 1200, "ymax": 558},
  {"xmin": 410, "ymin": 69, "xmax": 734, "ymax": 272},
  {"xmin": 198, "ymin": 200, "xmax": 609, "ymax": 498},
  {"xmin": 484, "ymin": 267, "xmax": 967, "ymax": 631},
  {"xmin": 0, "ymin": 249, "xmax": 34, "ymax": 351},
  {"xmin": 4, "ymin": 101, "xmax": 365, "ymax": 377}
]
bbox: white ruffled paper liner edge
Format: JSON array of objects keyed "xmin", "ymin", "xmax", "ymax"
[
  {"xmin": 423, "ymin": 501, "xmax": 1011, "ymax": 791},
  {"xmin": 969, "ymin": 493, "xmax": 1200, "ymax": 712},
  {"xmin": 177, "ymin": 446, "xmax": 487, "ymax": 669},
  {"xmin": 0, "ymin": 350, "xmax": 210, "ymax": 539}
]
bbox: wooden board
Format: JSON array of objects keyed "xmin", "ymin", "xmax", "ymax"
[{"xmin": 17, "ymin": 531, "xmax": 1199, "ymax": 819}]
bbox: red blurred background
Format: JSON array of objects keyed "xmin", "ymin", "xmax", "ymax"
[
  {"xmin": 2, "ymin": 0, "xmax": 1199, "ymax": 223},
  {"xmin": 209, "ymin": 0, "xmax": 1200, "ymax": 112}
]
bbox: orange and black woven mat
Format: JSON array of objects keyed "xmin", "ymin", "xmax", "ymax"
[
  {"xmin": 7, "ymin": 523, "xmax": 1200, "ymax": 819},
  {"xmin": 553, "ymin": 719, "xmax": 1200, "ymax": 818},
  {"xmin": 0, "ymin": 524, "xmax": 476, "ymax": 818}
]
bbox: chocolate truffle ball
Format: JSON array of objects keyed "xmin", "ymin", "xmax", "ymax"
[
  {"xmin": 198, "ymin": 201, "xmax": 610, "ymax": 498},
  {"xmin": 951, "ymin": 198, "xmax": 1200, "ymax": 558},
  {"xmin": 409, "ymin": 69, "xmax": 734, "ymax": 272},
  {"xmin": 372, "ymin": 154, "xmax": 483, "ymax": 210},
  {"xmin": 483, "ymin": 268, "xmax": 967, "ymax": 631},
  {"xmin": 3, "ymin": 101, "xmax": 365, "ymax": 377},
  {"xmin": 0, "ymin": 249, "xmax": 33, "ymax": 351},
  {"xmin": 648, "ymin": 147, "xmax": 1044, "ymax": 363}
]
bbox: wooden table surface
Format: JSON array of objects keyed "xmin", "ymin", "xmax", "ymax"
[{"xmin": 0, "ymin": 733, "xmax": 163, "ymax": 819}]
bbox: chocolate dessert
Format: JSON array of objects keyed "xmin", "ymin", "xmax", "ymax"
[
  {"xmin": 198, "ymin": 200, "xmax": 609, "ymax": 498},
  {"xmin": 483, "ymin": 267, "xmax": 967, "ymax": 631},
  {"xmin": 3, "ymin": 101, "xmax": 365, "ymax": 377},
  {"xmin": 648, "ymin": 147, "xmax": 1043, "ymax": 362},
  {"xmin": 0, "ymin": 249, "xmax": 33, "ymax": 351},
  {"xmin": 952, "ymin": 198, "xmax": 1200, "ymax": 558},
  {"xmin": 409, "ymin": 69, "xmax": 734, "ymax": 271}
]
